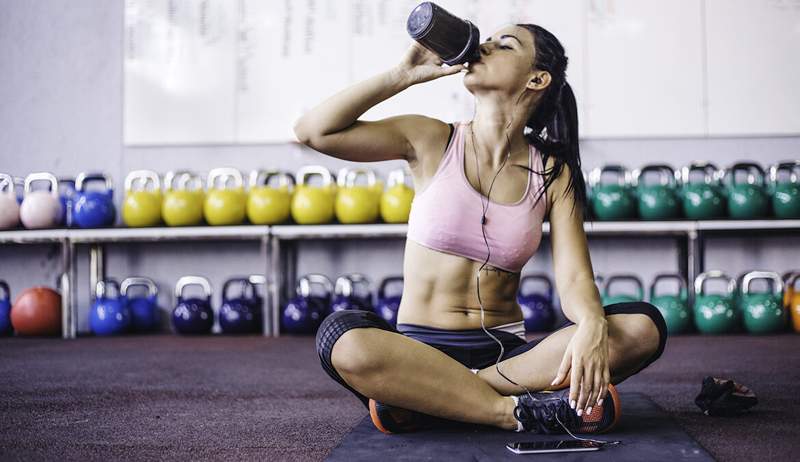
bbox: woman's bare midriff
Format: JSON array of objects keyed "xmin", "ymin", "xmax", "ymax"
[{"xmin": 395, "ymin": 239, "xmax": 524, "ymax": 330}]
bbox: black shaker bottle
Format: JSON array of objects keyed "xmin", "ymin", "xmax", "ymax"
[{"xmin": 406, "ymin": 2, "xmax": 481, "ymax": 65}]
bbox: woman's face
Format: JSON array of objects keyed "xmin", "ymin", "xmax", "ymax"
[{"xmin": 464, "ymin": 25, "xmax": 539, "ymax": 96}]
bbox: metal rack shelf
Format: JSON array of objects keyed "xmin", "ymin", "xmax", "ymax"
[{"xmin": 1, "ymin": 219, "xmax": 799, "ymax": 338}]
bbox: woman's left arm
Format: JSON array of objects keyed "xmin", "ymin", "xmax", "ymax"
[{"xmin": 545, "ymin": 161, "xmax": 609, "ymax": 416}]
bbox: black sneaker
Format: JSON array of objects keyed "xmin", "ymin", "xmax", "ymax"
[{"xmin": 513, "ymin": 383, "xmax": 620, "ymax": 434}]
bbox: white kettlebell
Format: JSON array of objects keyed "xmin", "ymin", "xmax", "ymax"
[
  {"xmin": 0, "ymin": 173, "xmax": 21, "ymax": 230},
  {"xmin": 19, "ymin": 172, "xmax": 62, "ymax": 229}
]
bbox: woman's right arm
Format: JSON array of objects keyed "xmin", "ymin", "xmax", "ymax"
[{"xmin": 292, "ymin": 42, "xmax": 465, "ymax": 164}]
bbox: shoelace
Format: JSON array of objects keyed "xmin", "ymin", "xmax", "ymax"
[{"xmin": 513, "ymin": 397, "xmax": 579, "ymax": 434}]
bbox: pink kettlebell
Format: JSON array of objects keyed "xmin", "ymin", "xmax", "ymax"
[
  {"xmin": 19, "ymin": 172, "xmax": 62, "ymax": 229},
  {"xmin": 0, "ymin": 173, "xmax": 20, "ymax": 230}
]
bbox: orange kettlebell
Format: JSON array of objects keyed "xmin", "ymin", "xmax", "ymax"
[{"xmin": 787, "ymin": 273, "xmax": 800, "ymax": 333}]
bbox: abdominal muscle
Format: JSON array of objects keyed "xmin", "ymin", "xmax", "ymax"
[{"xmin": 395, "ymin": 239, "xmax": 524, "ymax": 330}]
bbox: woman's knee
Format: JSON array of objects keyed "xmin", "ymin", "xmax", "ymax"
[
  {"xmin": 608, "ymin": 302, "xmax": 666, "ymax": 363},
  {"xmin": 331, "ymin": 328, "xmax": 385, "ymax": 376},
  {"xmin": 315, "ymin": 310, "xmax": 393, "ymax": 376}
]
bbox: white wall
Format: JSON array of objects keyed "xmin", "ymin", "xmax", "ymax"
[{"xmin": 1, "ymin": 0, "xmax": 799, "ymax": 332}]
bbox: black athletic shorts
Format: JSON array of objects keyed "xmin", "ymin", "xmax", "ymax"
[{"xmin": 316, "ymin": 301, "xmax": 667, "ymax": 408}]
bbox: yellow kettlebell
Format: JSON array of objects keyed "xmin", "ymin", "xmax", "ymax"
[
  {"xmin": 291, "ymin": 166, "xmax": 335, "ymax": 225},
  {"xmin": 380, "ymin": 169, "xmax": 415, "ymax": 223},
  {"xmin": 204, "ymin": 168, "xmax": 246, "ymax": 226},
  {"xmin": 247, "ymin": 169, "xmax": 295, "ymax": 225},
  {"xmin": 162, "ymin": 170, "xmax": 205, "ymax": 227},
  {"xmin": 122, "ymin": 170, "xmax": 162, "ymax": 227},
  {"xmin": 335, "ymin": 168, "xmax": 380, "ymax": 224}
]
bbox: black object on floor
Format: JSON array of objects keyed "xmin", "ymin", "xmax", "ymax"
[{"xmin": 325, "ymin": 393, "xmax": 713, "ymax": 462}]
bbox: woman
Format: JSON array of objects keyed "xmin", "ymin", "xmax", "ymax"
[{"xmin": 294, "ymin": 23, "xmax": 667, "ymax": 435}]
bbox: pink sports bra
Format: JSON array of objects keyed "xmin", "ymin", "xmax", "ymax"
[{"xmin": 407, "ymin": 121, "xmax": 548, "ymax": 273}]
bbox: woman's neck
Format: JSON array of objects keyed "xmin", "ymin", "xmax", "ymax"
[{"xmin": 470, "ymin": 94, "xmax": 534, "ymax": 167}]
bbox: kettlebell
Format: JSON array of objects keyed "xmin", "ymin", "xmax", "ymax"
[
  {"xmin": 57, "ymin": 178, "xmax": 76, "ymax": 227},
  {"xmin": 291, "ymin": 166, "xmax": 336, "ymax": 225},
  {"xmin": 740, "ymin": 271, "xmax": 786, "ymax": 334},
  {"xmin": 786, "ymin": 273, "xmax": 800, "ymax": 333},
  {"xmin": 282, "ymin": 274, "xmax": 333, "ymax": 334},
  {"xmin": 632, "ymin": 164, "xmax": 682, "ymax": 220},
  {"xmin": 73, "ymin": 172, "xmax": 116, "ymax": 228},
  {"xmin": 649, "ymin": 273, "xmax": 691, "ymax": 334},
  {"xmin": 0, "ymin": 173, "xmax": 21, "ymax": 230},
  {"xmin": 0, "ymin": 280, "xmax": 12, "ymax": 336},
  {"xmin": 219, "ymin": 277, "xmax": 260, "ymax": 334},
  {"xmin": 768, "ymin": 161, "xmax": 800, "ymax": 219},
  {"xmin": 679, "ymin": 162, "xmax": 727, "ymax": 219},
  {"xmin": 335, "ymin": 168, "xmax": 380, "ymax": 224},
  {"xmin": 588, "ymin": 165, "xmax": 637, "ymax": 220},
  {"xmin": 375, "ymin": 276, "xmax": 404, "ymax": 327},
  {"xmin": 247, "ymin": 274, "xmax": 267, "ymax": 333},
  {"xmin": 162, "ymin": 170, "xmax": 205, "ymax": 226},
  {"xmin": 19, "ymin": 172, "xmax": 62, "ymax": 229},
  {"xmin": 693, "ymin": 271, "xmax": 739, "ymax": 334},
  {"xmin": 380, "ymin": 169, "xmax": 415, "ymax": 223},
  {"xmin": 247, "ymin": 170, "xmax": 294, "ymax": 225},
  {"xmin": 602, "ymin": 274, "xmax": 644, "ymax": 305},
  {"xmin": 331, "ymin": 273, "xmax": 374, "ymax": 315},
  {"xmin": 516, "ymin": 274, "xmax": 556, "ymax": 333},
  {"xmin": 172, "ymin": 276, "xmax": 214, "ymax": 335},
  {"xmin": 122, "ymin": 170, "xmax": 162, "ymax": 227},
  {"xmin": 204, "ymin": 167, "xmax": 246, "ymax": 226},
  {"xmin": 89, "ymin": 279, "xmax": 131, "ymax": 336},
  {"xmin": 120, "ymin": 277, "xmax": 160, "ymax": 333},
  {"xmin": 722, "ymin": 162, "xmax": 770, "ymax": 219},
  {"xmin": 13, "ymin": 176, "xmax": 24, "ymax": 205},
  {"xmin": 406, "ymin": 2, "xmax": 481, "ymax": 65}
]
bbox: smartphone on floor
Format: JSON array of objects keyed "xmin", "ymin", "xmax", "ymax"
[{"xmin": 506, "ymin": 440, "xmax": 602, "ymax": 454}]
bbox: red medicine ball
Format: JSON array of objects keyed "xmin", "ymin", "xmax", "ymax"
[{"xmin": 11, "ymin": 287, "xmax": 62, "ymax": 336}]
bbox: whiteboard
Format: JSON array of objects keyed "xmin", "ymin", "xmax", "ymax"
[
  {"xmin": 705, "ymin": 0, "xmax": 800, "ymax": 136},
  {"xmin": 584, "ymin": 0, "xmax": 706, "ymax": 137},
  {"xmin": 124, "ymin": 0, "xmax": 586, "ymax": 145}
]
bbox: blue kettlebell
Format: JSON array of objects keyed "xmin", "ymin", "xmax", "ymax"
[
  {"xmin": 517, "ymin": 274, "xmax": 556, "ymax": 332},
  {"xmin": 282, "ymin": 274, "xmax": 332, "ymax": 335},
  {"xmin": 219, "ymin": 277, "xmax": 260, "ymax": 334},
  {"xmin": 247, "ymin": 274, "xmax": 267, "ymax": 334},
  {"xmin": 14, "ymin": 176, "xmax": 24, "ymax": 205},
  {"xmin": 73, "ymin": 172, "xmax": 116, "ymax": 228},
  {"xmin": 58, "ymin": 178, "xmax": 76, "ymax": 227},
  {"xmin": 90, "ymin": 279, "xmax": 131, "ymax": 336},
  {"xmin": 0, "ymin": 280, "xmax": 12, "ymax": 336},
  {"xmin": 172, "ymin": 276, "xmax": 214, "ymax": 335},
  {"xmin": 331, "ymin": 273, "xmax": 374, "ymax": 315},
  {"xmin": 121, "ymin": 277, "xmax": 160, "ymax": 333},
  {"xmin": 375, "ymin": 276, "xmax": 403, "ymax": 327}
]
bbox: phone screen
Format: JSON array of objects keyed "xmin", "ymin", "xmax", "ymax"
[{"xmin": 506, "ymin": 440, "xmax": 602, "ymax": 454}]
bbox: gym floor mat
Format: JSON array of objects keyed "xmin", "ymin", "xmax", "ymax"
[{"xmin": 325, "ymin": 393, "xmax": 713, "ymax": 461}]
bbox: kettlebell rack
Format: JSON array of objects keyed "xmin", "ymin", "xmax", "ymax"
[{"xmin": 1, "ymin": 219, "xmax": 799, "ymax": 339}]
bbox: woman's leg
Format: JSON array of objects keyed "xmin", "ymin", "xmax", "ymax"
[
  {"xmin": 329, "ymin": 325, "xmax": 519, "ymax": 430},
  {"xmin": 476, "ymin": 302, "xmax": 667, "ymax": 396}
]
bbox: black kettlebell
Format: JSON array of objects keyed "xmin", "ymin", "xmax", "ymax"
[
  {"xmin": 281, "ymin": 274, "xmax": 333, "ymax": 335},
  {"xmin": 406, "ymin": 2, "xmax": 481, "ymax": 65},
  {"xmin": 172, "ymin": 276, "xmax": 214, "ymax": 335}
]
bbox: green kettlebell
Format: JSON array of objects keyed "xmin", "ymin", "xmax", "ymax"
[
  {"xmin": 740, "ymin": 271, "xmax": 787, "ymax": 334},
  {"xmin": 722, "ymin": 162, "xmax": 770, "ymax": 219},
  {"xmin": 649, "ymin": 273, "xmax": 691, "ymax": 334},
  {"xmin": 679, "ymin": 162, "xmax": 727, "ymax": 219},
  {"xmin": 588, "ymin": 165, "xmax": 637, "ymax": 221},
  {"xmin": 693, "ymin": 271, "xmax": 739, "ymax": 334},
  {"xmin": 601, "ymin": 274, "xmax": 644, "ymax": 305},
  {"xmin": 633, "ymin": 164, "xmax": 682, "ymax": 220},
  {"xmin": 768, "ymin": 161, "xmax": 800, "ymax": 219}
]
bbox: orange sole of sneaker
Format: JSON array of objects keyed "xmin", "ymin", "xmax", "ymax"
[
  {"xmin": 369, "ymin": 399, "xmax": 393, "ymax": 434},
  {"xmin": 598, "ymin": 383, "xmax": 621, "ymax": 434}
]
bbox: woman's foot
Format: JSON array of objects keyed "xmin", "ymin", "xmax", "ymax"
[{"xmin": 513, "ymin": 383, "xmax": 621, "ymax": 434}]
